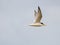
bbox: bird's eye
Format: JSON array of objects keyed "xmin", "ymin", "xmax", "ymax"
[{"xmin": 41, "ymin": 23, "xmax": 43, "ymax": 24}]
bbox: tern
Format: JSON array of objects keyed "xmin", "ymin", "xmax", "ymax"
[{"xmin": 29, "ymin": 6, "xmax": 45, "ymax": 27}]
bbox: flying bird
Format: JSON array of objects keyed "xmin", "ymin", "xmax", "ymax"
[{"xmin": 29, "ymin": 6, "xmax": 45, "ymax": 27}]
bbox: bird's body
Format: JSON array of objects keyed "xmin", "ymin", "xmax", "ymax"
[{"xmin": 29, "ymin": 6, "xmax": 45, "ymax": 27}]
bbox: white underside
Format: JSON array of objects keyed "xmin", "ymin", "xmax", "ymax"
[{"xmin": 29, "ymin": 23, "xmax": 44, "ymax": 27}]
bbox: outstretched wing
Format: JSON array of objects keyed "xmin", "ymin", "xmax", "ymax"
[
  {"xmin": 34, "ymin": 6, "xmax": 42, "ymax": 23},
  {"xmin": 34, "ymin": 10, "xmax": 37, "ymax": 17}
]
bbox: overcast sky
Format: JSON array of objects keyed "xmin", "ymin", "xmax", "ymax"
[{"xmin": 0, "ymin": 0, "xmax": 60, "ymax": 45}]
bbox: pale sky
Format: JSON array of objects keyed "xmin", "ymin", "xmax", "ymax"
[{"xmin": 0, "ymin": 0, "xmax": 60, "ymax": 45}]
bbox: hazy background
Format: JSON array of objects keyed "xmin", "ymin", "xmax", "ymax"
[{"xmin": 0, "ymin": 0, "xmax": 60, "ymax": 45}]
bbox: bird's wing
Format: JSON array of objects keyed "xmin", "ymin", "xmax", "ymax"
[
  {"xmin": 34, "ymin": 7, "xmax": 42, "ymax": 23},
  {"xmin": 34, "ymin": 10, "xmax": 37, "ymax": 17}
]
